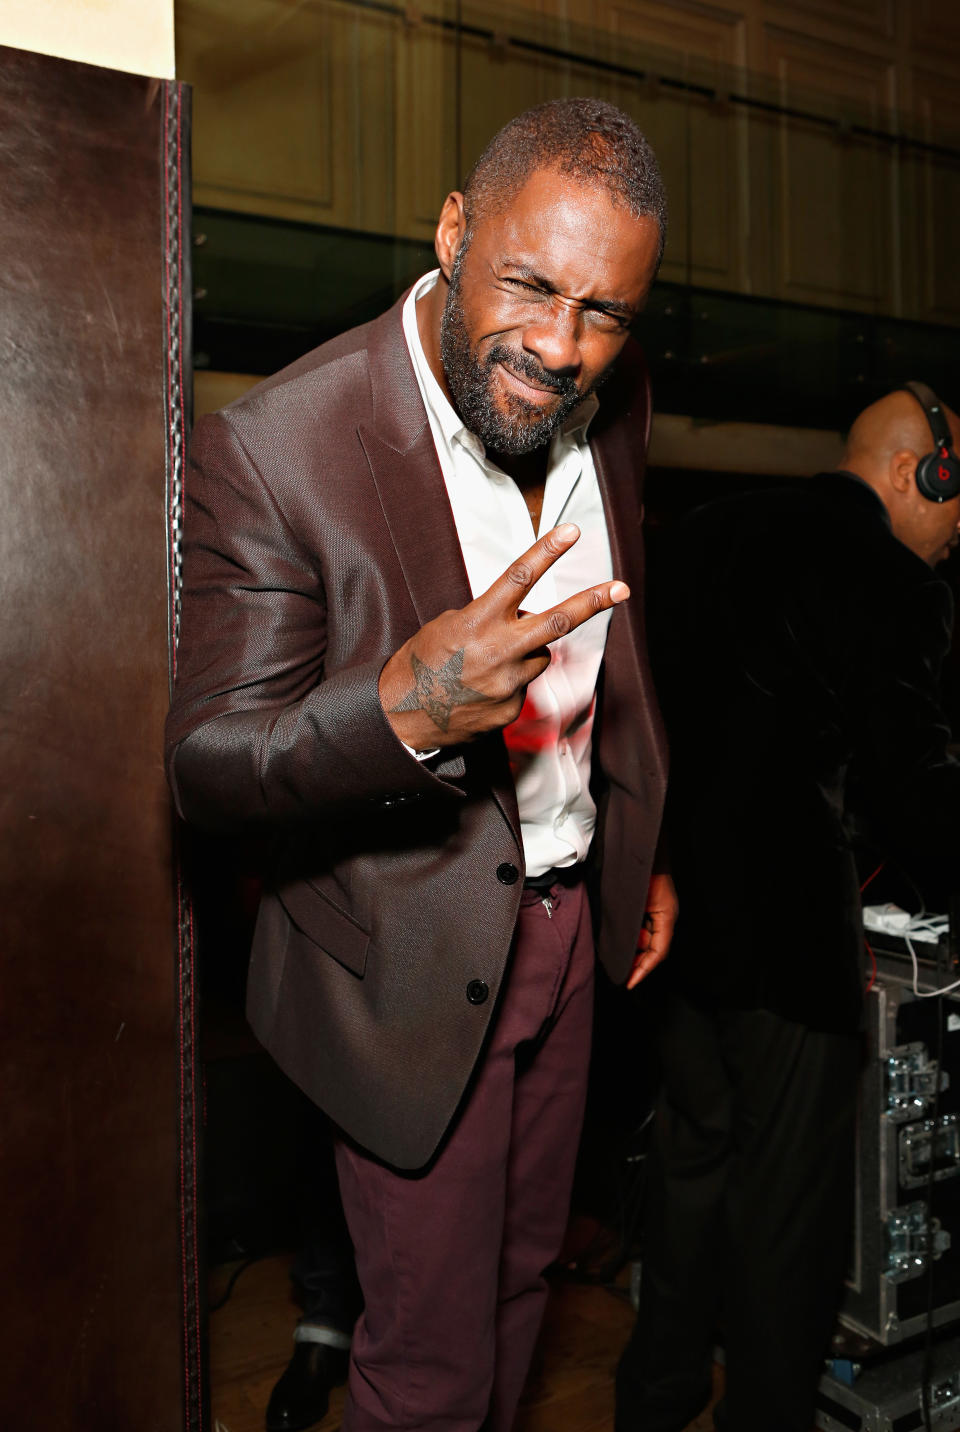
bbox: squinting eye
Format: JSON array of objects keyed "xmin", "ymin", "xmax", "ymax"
[
  {"xmin": 504, "ymin": 279, "xmax": 546, "ymax": 299},
  {"xmin": 588, "ymin": 309, "xmax": 628, "ymax": 331}
]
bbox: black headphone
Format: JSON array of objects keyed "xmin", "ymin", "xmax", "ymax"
[{"xmin": 902, "ymin": 380, "xmax": 960, "ymax": 502}]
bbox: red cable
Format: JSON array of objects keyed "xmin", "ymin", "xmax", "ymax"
[
  {"xmin": 861, "ymin": 862, "xmax": 885, "ymax": 894},
  {"xmin": 864, "ymin": 938, "xmax": 878, "ymax": 993}
]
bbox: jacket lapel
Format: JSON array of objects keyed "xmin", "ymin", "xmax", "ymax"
[
  {"xmin": 358, "ymin": 297, "xmax": 472, "ymax": 627},
  {"xmin": 589, "ymin": 344, "xmax": 668, "ymax": 804},
  {"xmin": 358, "ymin": 295, "xmax": 522, "ymax": 848}
]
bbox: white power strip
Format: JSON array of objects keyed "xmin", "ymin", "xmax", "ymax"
[
  {"xmin": 863, "ymin": 903, "xmax": 947, "ymax": 945},
  {"xmin": 863, "ymin": 903, "xmax": 960, "ymax": 997}
]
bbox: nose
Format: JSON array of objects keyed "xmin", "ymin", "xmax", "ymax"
[{"xmin": 522, "ymin": 298, "xmax": 583, "ymax": 378}]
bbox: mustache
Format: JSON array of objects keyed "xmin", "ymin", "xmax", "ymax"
[{"xmin": 485, "ymin": 345, "xmax": 579, "ymax": 399}]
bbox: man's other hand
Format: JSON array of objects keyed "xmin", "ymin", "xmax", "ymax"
[
  {"xmin": 379, "ymin": 523, "xmax": 629, "ymax": 750},
  {"xmin": 626, "ymin": 872, "xmax": 677, "ymax": 989}
]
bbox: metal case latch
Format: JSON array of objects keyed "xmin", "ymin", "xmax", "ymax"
[
  {"xmin": 930, "ymin": 1368, "xmax": 960, "ymax": 1423},
  {"xmin": 884, "ymin": 1201, "xmax": 951, "ymax": 1283},
  {"xmin": 885, "ymin": 1042, "xmax": 949, "ymax": 1122},
  {"xmin": 899, "ymin": 1114, "xmax": 960, "ymax": 1189}
]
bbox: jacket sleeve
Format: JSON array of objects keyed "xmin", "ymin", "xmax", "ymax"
[{"xmin": 165, "ymin": 412, "xmax": 464, "ymax": 830}]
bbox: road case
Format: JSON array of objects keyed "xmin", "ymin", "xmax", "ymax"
[
  {"xmin": 816, "ymin": 1332, "xmax": 960, "ymax": 1431},
  {"xmin": 840, "ymin": 957, "xmax": 960, "ymax": 1346}
]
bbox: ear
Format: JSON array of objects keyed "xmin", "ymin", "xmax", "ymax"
[
  {"xmin": 435, "ymin": 191, "xmax": 467, "ymax": 280},
  {"xmin": 889, "ymin": 448, "xmax": 919, "ymax": 495}
]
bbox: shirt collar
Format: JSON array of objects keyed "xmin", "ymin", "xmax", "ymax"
[{"xmin": 402, "ymin": 270, "xmax": 599, "ymax": 463}]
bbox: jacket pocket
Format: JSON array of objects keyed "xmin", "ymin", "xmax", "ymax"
[{"xmin": 275, "ymin": 879, "xmax": 369, "ymax": 978}]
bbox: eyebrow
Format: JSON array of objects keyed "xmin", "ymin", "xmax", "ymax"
[{"xmin": 501, "ymin": 261, "xmax": 637, "ymax": 321}]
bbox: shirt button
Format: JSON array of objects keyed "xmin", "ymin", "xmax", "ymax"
[
  {"xmin": 466, "ymin": 979, "xmax": 489, "ymax": 1005},
  {"xmin": 496, "ymin": 862, "xmax": 519, "ymax": 885},
  {"xmin": 559, "ymin": 742, "xmax": 569, "ymax": 756}
]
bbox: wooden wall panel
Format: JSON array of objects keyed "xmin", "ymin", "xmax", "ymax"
[
  {"xmin": 393, "ymin": 21, "xmax": 467, "ymax": 240},
  {"xmin": 434, "ymin": 0, "xmax": 752, "ymax": 291},
  {"xmin": 760, "ymin": 26, "xmax": 896, "ymax": 312},
  {"xmin": 352, "ymin": 9, "xmax": 401, "ymax": 233},
  {"xmin": 183, "ymin": 0, "xmax": 340, "ymax": 220},
  {"xmin": 600, "ymin": 0, "xmax": 746, "ymax": 58},
  {"xmin": 763, "ymin": 0, "xmax": 894, "ymax": 42},
  {"xmin": 908, "ymin": 1, "xmax": 960, "ymax": 56},
  {"xmin": 183, "ymin": 0, "xmax": 397, "ymax": 231},
  {"xmin": 900, "ymin": 73, "xmax": 960, "ymax": 327},
  {"xmin": 453, "ymin": 26, "xmax": 621, "ymax": 198},
  {"xmin": 596, "ymin": 1, "xmax": 749, "ymax": 292},
  {"xmin": 175, "ymin": 0, "xmax": 960, "ymax": 322}
]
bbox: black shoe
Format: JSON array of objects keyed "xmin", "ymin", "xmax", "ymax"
[{"xmin": 265, "ymin": 1340, "xmax": 350, "ymax": 1432}]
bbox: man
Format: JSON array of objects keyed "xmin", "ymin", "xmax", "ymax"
[
  {"xmin": 616, "ymin": 385, "xmax": 960, "ymax": 1432},
  {"xmin": 166, "ymin": 98, "xmax": 674, "ymax": 1431}
]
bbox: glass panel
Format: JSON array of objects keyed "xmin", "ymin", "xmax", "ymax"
[{"xmin": 178, "ymin": 0, "xmax": 960, "ymax": 426}]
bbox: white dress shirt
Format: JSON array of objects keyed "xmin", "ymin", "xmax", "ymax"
[{"xmin": 402, "ymin": 271, "xmax": 614, "ymax": 878}]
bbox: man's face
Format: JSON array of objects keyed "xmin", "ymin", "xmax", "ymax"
[
  {"xmin": 906, "ymin": 491, "xmax": 960, "ymax": 566},
  {"xmin": 438, "ymin": 169, "xmax": 661, "ymax": 456}
]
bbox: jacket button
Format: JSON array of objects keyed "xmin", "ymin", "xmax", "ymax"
[
  {"xmin": 466, "ymin": 980, "xmax": 489, "ymax": 1005},
  {"xmin": 496, "ymin": 862, "xmax": 519, "ymax": 885}
]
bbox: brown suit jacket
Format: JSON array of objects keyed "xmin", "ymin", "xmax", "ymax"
[{"xmin": 165, "ymin": 293, "xmax": 667, "ymax": 1169}]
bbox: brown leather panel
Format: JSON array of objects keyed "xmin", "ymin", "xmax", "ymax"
[{"xmin": 0, "ymin": 47, "xmax": 190, "ymax": 1429}]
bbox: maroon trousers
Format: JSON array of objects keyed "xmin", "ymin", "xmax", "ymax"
[{"xmin": 334, "ymin": 879, "xmax": 595, "ymax": 1431}]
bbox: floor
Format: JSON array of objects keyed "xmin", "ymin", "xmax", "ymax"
[{"xmin": 208, "ymin": 1253, "xmax": 722, "ymax": 1432}]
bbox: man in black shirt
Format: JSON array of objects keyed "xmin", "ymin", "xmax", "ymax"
[{"xmin": 616, "ymin": 385, "xmax": 960, "ymax": 1432}]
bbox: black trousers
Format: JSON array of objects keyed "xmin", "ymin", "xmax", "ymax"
[
  {"xmin": 615, "ymin": 995, "xmax": 862, "ymax": 1432},
  {"xmin": 290, "ymin": 1128, "xmax": 362, "ymax": 1336}
]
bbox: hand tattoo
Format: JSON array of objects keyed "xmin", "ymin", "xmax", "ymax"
[{"xmin": 390, "ymin": 649, "xmax": 486, "ymax": 733}]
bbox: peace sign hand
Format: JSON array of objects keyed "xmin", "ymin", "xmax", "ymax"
[{"xmin": 378, "ymin": 523, "xmax": 630, "ymax": 751}]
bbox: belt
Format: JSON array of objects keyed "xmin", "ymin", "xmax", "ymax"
[{"xmin": 523, "ymin": 862, "xmax": 587, "ymax": 891}]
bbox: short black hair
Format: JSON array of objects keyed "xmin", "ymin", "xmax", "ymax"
[{"xmin": 462, "ymin": 97, "xmax": 667, "ymax": 266}]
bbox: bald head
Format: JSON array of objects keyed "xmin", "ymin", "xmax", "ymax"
[
  {"xmin": 841, "ymin": 389, "xmax": 958, "ymax": 479},
  {"xmin": 839, "ymin": 388, "xmax": 960, "ymax": 566}
]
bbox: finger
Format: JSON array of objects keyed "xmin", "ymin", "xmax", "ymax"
[
  {"xmin": 475, "ymin": 524, "xmax": 581, "ymax": 618},
  {"xmin": 516, "ymin": 580, "xmax": 630, "ymax": 654},
  {"xmin": 626, "ymin": 942, "xmax": 668, "ymax": 989},
  {"xmin": 516, "ymin": 648, "xmax": 551, "ymax": 685},
  {"xmin": 627, "ymin": 914, "xmax": 670, "ymax": 989},
  {"xmin": 626, "ymin": 958, "xmax": 644, "ymax": 991}
]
